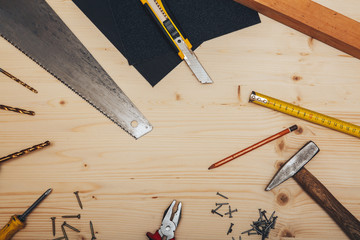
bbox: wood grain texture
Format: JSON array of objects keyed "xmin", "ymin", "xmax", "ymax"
[
  {"xmin": 234, "ymin": 0, "xmax": 360, "ymax": 60},
  {"xmin": 0, "ymin": 0, "xmax": 359, "ymax": 239},
  {"xmin": 293, "ymin": 167, "xmax": 360, "ymax": 240}
]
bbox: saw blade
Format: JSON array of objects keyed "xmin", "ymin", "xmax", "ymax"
[{"xmin": 0, "ymin": 0, "xmax": 152, "ymax": 139}]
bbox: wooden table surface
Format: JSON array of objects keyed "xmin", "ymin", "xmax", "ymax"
[{"xmin": 0, "ymin": 1, "xmax": 359, "ymax": 239}]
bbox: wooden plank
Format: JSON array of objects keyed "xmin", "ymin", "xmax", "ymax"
[
  {"xmin": 0, "ymin": 0, "xmax": 359, "ymax": 239},
  {"xmin": 234, "ymin": 0, "xmax": 360, "ymax": 59}
]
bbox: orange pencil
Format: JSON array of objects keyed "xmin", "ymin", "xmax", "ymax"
[{"xmin": 208, "ymin": 125, "xmax": 298, "ymax": 170}]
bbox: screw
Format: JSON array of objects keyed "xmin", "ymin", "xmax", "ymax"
[
  {"xmin": 227, "ymin": 223, "xmax": 234, "ymax": 235},
  {"xmin": 63, "ymin": 221, "xmax": 80, "ymax": 233},
  {"xmin": 62, "ymin": 214, "xmax": 81, "ymax": 219},
  {"xmin": 215, "ymin": 202, "xmax": 229, "ymax": 206},
  {"xmin": 216, "ymin": 192, "xmax": 228, "ymax": 199},
  {"xmin": 73, "ymin": 191, "xmax": 83, "ymax": 209},
  {"xmin": 90, "ymin": 221, "xmax": 97, "ymax": 240},
  {"xmin": 61, "ymin": 223, "xmax": 68, "ymax": 240},
  {"xmin": 211, "ymin": 210, "xmax": 223, "ymax": 217},
  {"xmin": 51, "ymin": 217, "xmax": 56, "ymax": 236}
]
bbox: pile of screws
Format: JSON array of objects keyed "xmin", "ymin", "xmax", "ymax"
[
  {"xmin": 241, "ymin": 209, "xmax": 278, "ymax": 240},
  {"xmin": 211, "ymin": 192, "xmax": 238, "ymax": 218},
  {"xmin": 211, "ymin": 192, "xmax": 242, "ymax": 239},
  {"xmin": 50, "ymin": 191, "xmax": 97, "ymax": 240}
]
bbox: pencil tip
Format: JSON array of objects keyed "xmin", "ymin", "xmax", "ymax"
[{"xmin": 208, "ymin": 165, "xmax": 215, "ymax": 170}]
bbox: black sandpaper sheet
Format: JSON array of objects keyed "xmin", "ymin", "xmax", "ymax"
[{"xmin": 73, "ymin": 0, "xmax": 260, "ymax": 86}]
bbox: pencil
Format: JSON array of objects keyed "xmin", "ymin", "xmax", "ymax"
[{"xmin": 208, "ymin": 125, "xmax": 298, "ymax": 170}]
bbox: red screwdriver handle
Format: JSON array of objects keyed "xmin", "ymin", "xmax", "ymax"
[{"xmin": 294, "ymin": 167, "xmax": 360, "ymax": 240}]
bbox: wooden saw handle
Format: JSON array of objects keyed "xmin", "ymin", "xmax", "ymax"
[
  {"xmin": 293, "ymin": 167, "xmax": 360, "ymax": 240},
  {"xmin": 233, "ymin": 0, "xmax": 360, "ymax": 60}
]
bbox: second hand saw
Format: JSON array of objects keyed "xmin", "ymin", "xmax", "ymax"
[
  {"xmin": 0, "ymin": 0, "xmax": 152, "ymax": 139},
  {"xmin": 141, "ymin": 0, "xmax": 213, "ymax": 84}
]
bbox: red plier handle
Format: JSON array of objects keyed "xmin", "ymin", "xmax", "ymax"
[{"xmin": 146, "ymin": 230, "xmax": 175, "ymax": 240}]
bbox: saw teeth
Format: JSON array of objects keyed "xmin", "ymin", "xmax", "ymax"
[{"xmin": 0, "ymin": 32, "xmax": 137, "ymax": 139}]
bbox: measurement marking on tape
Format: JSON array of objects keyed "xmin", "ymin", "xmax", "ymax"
[{"xmin": 249, "ymin": 91, "xmax": 360, "ymax": 139}]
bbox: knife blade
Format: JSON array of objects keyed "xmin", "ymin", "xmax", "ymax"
[{"xmin": 140, "ymin": 0, "xmax": 213, "ymax": 84}]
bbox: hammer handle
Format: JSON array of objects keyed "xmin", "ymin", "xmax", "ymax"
[{"xmin": 293, "ymin": 167, "xmax": 360, "ymax": 240}]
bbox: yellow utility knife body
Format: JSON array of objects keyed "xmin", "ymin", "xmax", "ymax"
[{"xmin": 141, "ymin": 0, "xmax": 213, "ymax": 84}]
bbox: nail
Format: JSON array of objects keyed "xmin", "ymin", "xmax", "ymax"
[
  {"xmin": 74, "ymin": 191, "xmax": 83, "ymax": 209},
  {"xmin": 61, "ymin": 224, "xmax": 68, "ymax": 240},
  {"xmin": 52, "ymin": 237, "xmax": 65, "ymax": 240},
  {"xmin": 211, "ymin": 210, "xmax": 223, "ymax": 217},
  {"xmin": 63, "ymin": 221, "xmax": 80, "ymax": 232},
  {"xmin": 215, "ymin": 202, "xmax": 229, "ymax": 206},
  {"xmin": 62, "ymin": 214, "xmax": 81, "ymax": 219},
  {"xmin": 216, "ymin": 192, "xmax": 228, "ymax": 199},
  {"xmin": 90, "ymin": 221, "xmax": 97, "ymax": 239},
  {"xmin": 51, "ymin": 217, "xmax": 56, "ymax": 236},
  {"xmin": 227, "ymin": 223, "xmax": 234, "ymax": 235}
]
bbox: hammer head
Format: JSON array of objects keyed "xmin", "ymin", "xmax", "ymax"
[{"xmin": 266, "ymin": 141, "xmax": 320, "ymax": 191}]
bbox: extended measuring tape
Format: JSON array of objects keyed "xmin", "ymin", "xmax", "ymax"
[{"xmin": 249, "ymin": 91, "xmax": 360, "ymax": 139}]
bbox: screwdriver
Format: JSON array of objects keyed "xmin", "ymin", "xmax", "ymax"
[{"xmin": 0, "ymin": 188, "xmax": 52, "ymax": 240}]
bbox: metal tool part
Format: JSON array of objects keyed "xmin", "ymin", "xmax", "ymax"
[
  {"xmin": 62, "ymin": 214, "xmax": 81, "ymax": 219},
  {"xmin": 0, "ymin": 104, "xmax": 35, "ymax": 116},
  {"xmin": 18, "ymin": 188, "xmax": 52, "ymax": 222},
  {"xmin": 63, "ymin": 221, "xmax": 80, "ymax": 233},
  {"xmin": 140, "ymin": 0, "xmax": 213, "ymax": 84},
  {"xmin": 146, "ymin": 200, "xmax": 182, "ymax": 240},
  {"xmin": 265, "ymin": 141, "xmax": 360, "ymax": 240},
  {"xmin": 250, "ymin": 91, "xmax": 360, "ymax": 139},
  {"xmin": 53, "ymin": 237, "xmax": 65, "ymax": 240},
  {"xmin": 0, "ymin": 0, "xmax": 152, "ymax": 139},
  {"xmin": 242, "ymin": 209, "xmax": 277, "ymax": 239},
  {"xmin": 0, "ymin": 68, "xmax": 38, "ymax": 93},
  {"xmin": 61, "ymin": 223, "xmax": 69, "ymax": 240},
  {"xmin": 90, "ymin": 221, "xmax": 96, "ymax": 240},
  {"xmin": 73, "ymin": 191, "xmax": 83, "ymax": 209},
  {"xmin": 266, "ymin": 141, "xmax": 319, "ymax": 191},
  {"xmin": 0, "ymin": 141, "xmax": 50, "ymax": 163},
  {"xmin": 227, "ymin": 223, "xmax": 234, "ymax": 235},
  {"xmin": 0, "ymin": 188, "xmax": 52, "ymax": 240},
  {"xmin": 51, "ymin": 217, "xmax": 56, "ymax": 236},
  {"xmin": 216, "ymin": 192, "xmax": 228, "ymax": 199}
]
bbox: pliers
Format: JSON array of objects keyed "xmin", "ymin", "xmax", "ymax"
[{"xmin": 146, "ymin": 200, "xmax": 182, "ymax": 240}]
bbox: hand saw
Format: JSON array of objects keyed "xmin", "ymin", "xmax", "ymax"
[
  {"xmin": 140, "ymin": 0, "xmax": 213, "ymax": 84},
  {"xmin": 0, "ymin": 0, "xmax": 152, "ymax": 139}
]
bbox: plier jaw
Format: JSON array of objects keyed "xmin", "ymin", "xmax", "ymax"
[{"xmin": 147, "ymin": 200, "xmax": 182, "ymax": 240}]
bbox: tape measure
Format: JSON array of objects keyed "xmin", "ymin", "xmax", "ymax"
[{"xmin": 249, "ymin": 91, "xmax": 360, "ymax": 139}]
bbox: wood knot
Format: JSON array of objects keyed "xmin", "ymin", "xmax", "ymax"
[
  {"xmin": 280, "ymin": 229, "xmax": 295, "ymax": 237},
  {"xmin": 275, "ymin": 160, "xmax": 285, "ymax": 170},
  {"xmin": 92, "ymin": 195, "xmax": 97, "ymax": 200},
  {"xmin": 152, "ymin": 196, "xmax": 158, "ymax": 199},
  {"xmin": 59, "ymin": 100, "xmax": 66, "ymax": 105},
  {"xmin": 83, "ymin": 163, "xmax": 87, "ymax": 168},
  {"xmin": 292, "ymin": 75, "xmax": 302, "ymax": 81},
  {"xmin": 277, "ymin": 192, "xmax": 289, "ymax": 206},
  {"xmin": 295, "ymin": 126, "xmax": 303, "ymax": 135},
  {"xmin": 175, "ymin": 93, "xmax": 182, "ymax": 101}
]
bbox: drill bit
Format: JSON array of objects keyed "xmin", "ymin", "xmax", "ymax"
[
  {"xmin": 0, "ymin": 104, "xmax": 35, "ymax": 116},
  {"xmin": 0, "ymin": 68, "xmax": 38, "ymax": 93},
  {"xmin": 0, "ymin": 141, "xmax": 50, "ymax": 163}
]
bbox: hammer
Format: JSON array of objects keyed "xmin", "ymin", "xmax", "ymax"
[{"xmin": 266, "ymin": 141, "xmax": 360, "ymax": 240}]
